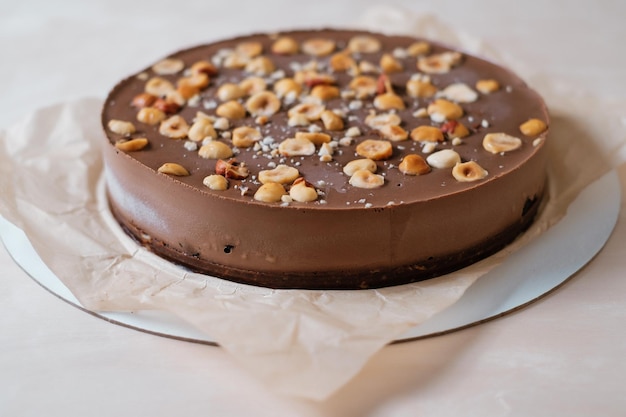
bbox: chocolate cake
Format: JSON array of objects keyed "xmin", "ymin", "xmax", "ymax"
[{"xmin": 101, "ymin": 29, "xmax": 549, "ymax": 289}]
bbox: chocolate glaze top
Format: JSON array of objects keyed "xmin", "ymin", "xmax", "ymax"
[{"xmin": 102, "ymin": 29, "xmax": 549, "ymax": 210}]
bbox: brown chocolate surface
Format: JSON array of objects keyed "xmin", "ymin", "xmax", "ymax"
[{"xmin": 101, "ymin": 29, "xmax": 549, "ymax": 289}]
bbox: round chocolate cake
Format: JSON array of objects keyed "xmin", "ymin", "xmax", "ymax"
[{"xmin": 101, "ymin": 29, "xmax": 549, "ymax": 289}]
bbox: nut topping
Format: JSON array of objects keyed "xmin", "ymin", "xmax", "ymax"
[
  {"xmin": 426, "ymin": 149, "xmax": 461, "ymax": 169},
  {"xmin": 294, "ymin": 131, "xmax": 331, "ymax": 146},
  {"xmin": 356, "ymin": 139, "xmax": 393, "ymax": 160},
  {"xmin": 188, "ymin": 118, "xmax": 217, "ymax": 142},
  {"xmin": 349, "ymin": 169, "xmax": 384, "ymax": 189},
  {"xmin": 476, "ymin": 79, "xmax": 500, "ymax": 94},
  {"xmin": 301, "ymin": 38, "xmax": 336, "ymax": 56},
  {"xmin": 215, "ymin": 158, "xmax": 250, "ymax": 179},
  {"xmin": 198, "ymin": 141, "xmax": 233, "ymax": 159},
  {"xmin": 427, "ymin": 99, "xmax": 464, "ymax": 122},
  {"xmin": 289, "ymin": 178, "xmax": 318, "ymax": 202},
  {"xmin": 159, "ymin": 115, "xmax": 189, "ymax": 139},
  {"xmin": 417, "ymin": 51, "xmax": 462, "ymax": 74},
  {"xmin": 216, "ymin": 100, "xmax": 247, "ymax": 120},
  {"xmin": 347, "ymin": 35, "xmax": 382, "ymax": 53},
  {"xmin": 440, "ymin": 83, "xmax": 478, "ymax": 103},
  {"xmin": 245, "ymin": 91, "xmax": 281, "ymax": 117},
  {"xmin": 232, "ymin": 126, "xmax": 262, "ymax": 148},
  {"xmin": 452, "ymin": 161, "xmax": 488, "ymax": 182},
  {"xmin": 158, "ymin": 162, "xmax": 189, "ymax": 176},
  {"xmin": 399, "ymin": 154, "xmax": 431, "ymax": 175},
  {"xmin": 145, "ymin": 77, "xmax": 175, "ymax": 96},
  {"xmin": 320, "ymin": 110, "xmax": 344, "ymax": 131},
  {"xmin": 114, "ymin": 137, "xmax": 149, "ymax": 152},
  {"xmin": 258, "ymin": 164, "xmax": 300, "ymax": 185},
  {"xmin": 254, "ymin": 182, "xmax": 287, "ymax": 203},
  {"xmin": 483, "ymin": 132, "xmax": 522, "ymax": 154},
  {"xmin": 519, "ymin": 118, "xmax": 547, "ymax": 137},
  {"xmin": 278, "ymin": 137, "xmax": 316, "ymax": 157},
  {"xmin": 151, "ymin": 58, "xmax": 185, "ymax": 75},
  {"xmin": 203, "ymin": 174, "xmax": 229, "ymax": 191},
  {"xmin": 107, "ymin": 119, "xmax": 136, "ymax": 136},
  {"xmin": 271, "ymin": 36, "xmax": 299, "ymax": 55},
  {"xmin": 343, "ymin": 158, "xmax": 377, "ymax": 176},
  {"xmin": 137, "ymin": 107, "xmax": 166, "ymax": 125},
  {"xmin": 379, "ymin": 124, "xmax": 408, "ymax": 142},
  {"xmin": 410, "ymin": 125, "xmax": 444, "ymax": 142}
]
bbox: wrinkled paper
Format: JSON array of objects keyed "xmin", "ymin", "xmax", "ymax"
[{"xmin": 1, "ymin": 8, "xmax": 625, "ymax": 400}]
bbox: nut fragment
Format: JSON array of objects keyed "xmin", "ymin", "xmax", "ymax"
[
  {"xmin": 365, "ymin": 112, "xmax": 402, "ymax": 129},
  {"xmin": 417, "ymin": 51, "xmax": 462, "ymax": 74},
  {"xmin": 203, "ymin": 174, "xmax": 228, "ymax": 191},
  {"xmin": 271, "ymin": 36, "xmax": 299, "ymax": 55},
  {"xmin": 287, "ymin": 102, "xmax": 325, "ymax": 121},
  {"xmin": 145, "ymin": 77, "xmax": 175, "ymax": 96},
  {"xmin": 406, "ymin": 41, "xmax": 431, "ymax": 56},
  {"xmin": 301, "ymin": 38, "xmax": 336, "ymax": 56},
  {"xmin": 343, "ymin": 158, "xmax": 377, "ymax": 176},
  {"xmin": 239, "ymin": 76, "xmax": 267, "ymax": 95},
  {"xmin": 379, "ymin": 124, "xmax": 408, "ymax": 142},
  {"xmin": 356, "ymin": 139, "xmax": 393, "ymax": 160},
  {"xmin": 137, "ymin": 107, "xmax": 166, "ymax": 125},
  {"xmin": 216, "ymin": 83, "xmax": 246, "ymax": 101},
  {"xmin": 232, "ymin": 126, "xmax": 262, "ymax": 148},
  {"xmin": 380, "ymin": 53, "xmax": 403, "ymax": 73},
  {"xmin": 349, "ymin": 169, "xmax": 384, "ymax": 189},
  {"xmin": 273, "ymin": 78, "xmax": 302, "ymax": 98},
  {"xmin": 426, "ymin": 149, "xmax": 461, "ymax": 169},
  {"xmin": 289, "ymin": 178, "xmax": 318, "ymax": 202},
  {"xmin": 158, "ymin": 162, "xmax": 189, "ymax": 176},
  {"xmin": 254, "ymin": 182, "xmax": 287, "ymax": 203},
  {"xmin": 348, "ymin": 76, "xmax": 378, "ymax": 99},
  {"xmin": 245, "ymin": 91, "xmax": 281, "ymax": 117},
  {"xmin": 245, "ymin": 56, "xmax": 276, "ymax": 76},
  {"xmin": 295, "ymin": 131, "xmax": 331, "ymax": 146},
  {"xmin": 483, "ymin": 133, "xmax": 523, "ymax": 154},
  {"xmin": 309, "ymin": 85, "xmax": 340, "ymax": 102},
  {"xmin": 329, "ymin": 52, "xmax": 356, "ymax": 72},
  {"xmin": 258, "ymin": 164, "xmax": 300, "ymax": 184},
  {"xmin": 440, "ymin": 83, "xmax": 478, "ymax": 103},
  {"xmin": 347, "ymin": 35, "xmax": 382, "ymax": 54},
  {"xmin": 476, "ymin": 79, "xmax": 500, "ymax": 94},
  {"xmin": 190, "ymin": 60, "xmax": 219, "ymax": 76},
  {"xmin": 114, "ymin": 137, "xmax": 149, "ymax": 152},
  {"xmin": 215, "ymin": 158, "xmax": 250, "ymax": 179},
  {"xmin": 374, "ymin": 93, "xmax": 405, "ymax": 110},
  {"xmin": 320, "ymin": 110, "xmax": 344, "ymax": 131},
  {"xmin": 427, "ymin": 99, "xmax": 464, "ymax": 122},
  {"xmin": 410, "ymin": 125, "xmax": 444, "ymax": 142},
  {"xmin": 406, "ymin": 78, "xmax": 438, "ymax": 98},
  {"xmin": 159, "ymin": 115, "xmax": 189, "ymax": 139},
  {"xmin": 440, "ymin": 120, "xmax": 470, "ymax": 139},
  {"xmin": 519, "ymin": 118, "xmax": 547, "ymax": 137},
  {"xmin": 131, "ymin": 93, "xmax": 157, "ymax": 109},
  {"xmin": 399, "ymin": 154, "xmax": 431, "ymax": 175},
  {"xmin": 198, "ymin": 141, "xmax": 233, "ymax": 159},
  {"xmin": 108, "ymin": 119, "xmax": 136, "ymax": 136},
  {"xmin": 236, "ymin": 41, "xmax": 264, "ymax": 58},
  {"xmin": 216, "ymin": 100, "xmax": 247, "ymax": 119},
  {"xmin": 152, "ymin": 97, "xmax": 181, "ymax": 114},
  {"xmin": 188, "ymin": 118, "xmax": 217, "ymax": 141},
  {"xmin": 278, "ymin": 137, "xmax": 316, "ymax": 157},
  {"xmin": 452, "ymin": 161, "xmax": 488, "ymax": 182},
  {"xmin": 151, "ymin": 58, "xmax": 185, "ymax": 75}
]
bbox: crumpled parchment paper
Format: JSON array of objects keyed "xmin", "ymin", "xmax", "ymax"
[{"xmin": 1, "ymin": 7, "xmax": 624, "ymax": 400}]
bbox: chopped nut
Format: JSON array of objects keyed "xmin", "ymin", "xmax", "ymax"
[
  {"xmin": 151, "ymin": 58, "xmax": 185, "ymax": 75},
  {"xmin": 452, "ymin": 161, "xmax": 488, "ymax": 182},
  {"xmin": 203, "ymin": 174, "xmax": 228, "ymax": 191},
  {"xmin": 345, "ymin": 126, "xmax": 362, "ymax": 137},
  {"xmin": 406, "ymin": 41, "xmax": 431, "ymax": 56},
  {"xmin": 320, "ymin": 110, "xmax": 344, "ymax": 131},
  {"xmin": 188, "ymin": 118, "xmax": 217, "ymax": 142},
  {"xmin": 406, "ymin": 78, "xmax": 438, "ymax": 98},
  {"xmin": 239, "ymin": 76, "xmax": 267, "ymax": 95},
  {"xmin": 349, "ymin": 169, "xmax": 384, "ymax": 189},
  {"xmin": 216, "ymin": 100, "xmax": 247, "ymax": 120},
  {"xmin": 145, "ymin": 77, "xmax": 175, "ymax": 96},
  {"xmin": 258, "ymin": 164, "xmax": 300, "ymax": 184},
  {"xmin": 426, "ymin": 149, "xmax": 461, "ymax": 169},
  {"xmin": 215, "ymin": 158, "xmax": 250, "ymax": 179},
  {"xmin": 287, "ymin": 102, "xmax": 325, "ymax": 121},
  {"xmin": 254, "ymin": 182, "xmax": 287, "ymax": 203},
  {"xmin": 309, "ymin": 85, "xmax": 340, "ymax": 102},
  {"xmin": 278, "ymin": 137, "xmax": 316, "ymax": 157},
  {"xmin": 441, "ymin": 120, "xmax": 470, "ymax": 139},
  {"xmin": 483, "ymin": 132, "xmax": 522, "ymax": 154},
  {"xmin": 301, "ymin": 38, "xmax": 336, "ymax": 56},
  {"xmin": 190, "ymin": 60, "xmax": 218, "ymax": 76},
  {"xmin": 213, "ymin": 117, "xmax": 230, "ymax": 130},
  {"xmin": 348, "ymin": 75, "xmax": 378, "ymax": 99},
  {"xmin": 236, "ymin": 41, "xmax": 263, "ymax": 58},
  {"xmin": 356, "ymin": 139, "xmax": 393, "ymax": 160},
  {"xmin": 329, "ymin": 52, "xmax": 356, "ymax": 72},
  {"xmin": 158, "ymin": 162, "xmax": 189, "ymax": 176},
  {"xmin": 223, "ymin": 51, "xmax": 249, "ymax": 69},
  {"xmin": 410, "ymin": 125, "xmax": 444, "ymax": 142},
  {"xmin": 232, "ymin": 126, "xmax": 262, "ymax": 148},
  {"xmin": 476, "ymin": 79, "xmax": 500, "ymax": 94},
  {"xmin": 399, "ymin": 154, "xmax": 431, "ymax": 175},
  {"xmin": 216, "ymin": 83, "xmax": 246, "ymax": 101},
  {"xmin": 245, "ymin": 56, "xmax": 276, "ymax": 76},
  {"xmin": 245, "ymin": 91, "xmax": 281, "ymax": 117},
  {"xmin": 427, "ymin": 99, "xmax": 464, "ymax": 121},
  {"xmin": 519, "ymin": 118, "xmax": 547, "ymax": 137},
  {"xmin": 136, "ymin": 107, "xmax": 166, "ymax": 125},
  {"xmin": 343, "ymin": 158, "xmax": 377, "ymax": 176},
  {"xmin": 380, "ymin": 53, "xmax": 403, "ymax": 73},
  {"xmin": 379, "ymin": 124, "xmax": 408, "ymax": 142},
  {"xmin": 153, "ymin": 97, "xmax": 181, "ymax": 114},
  {"xmin": 289, "ymin": 178, "xmax": 318, "ymax": 202},
  {"xmin": 288, "ymin": 113, "xmax": 310, "ymax": 127},
  {"xmin": 417, "ymin": 51, "xmax": 462, "ymax": 74},
  {"xmin": 273, "ymin": 78, "xmax": 302, "ymax": 98},
  {"xmin": 365, "ymin": 112, "xmax": 402, "ymax": 129},
  {"xmin": 440, "ymin": 83, "xmax": 478, "ymax": 103},
  {"xmin": 198, "ymin": 141, "xmax": 233, "ymax": 159},
  {"xmin": 158, "ymin": 115, "xmax": 189, "ymax": 139},
  {"xmin": 271, "ymin": 36, "xmax": 299, "ymax": 55},
  {"xmin": 295, "ymin": 131, "xmax": 331, "ymax": 146},
  {"xmin": 374, "ymin": 93, "xmax": 405, "ymax": 110},
  {"xmin": 114, "ymin": 137, "xmax": 149, "ymax": 152},
  {"xmin": 131, "ymin": 93, "xmax": 157, "ymax": 109},
  {"xmin": 347, "ymin": 35, "xmax": 382, "ymax": 54},
  {"xmin": 108, "ymin": 119, "xmax": 136, "ymax": 136}
]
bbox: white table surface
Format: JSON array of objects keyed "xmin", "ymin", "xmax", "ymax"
[{"xmin": 2, "ymin": 0, "xmax": 626, "ymax": 415}]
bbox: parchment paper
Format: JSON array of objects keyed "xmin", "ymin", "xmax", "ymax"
[{"xmin": 1, "ymin": 9, "xmax": 625, "ymax": 400}]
